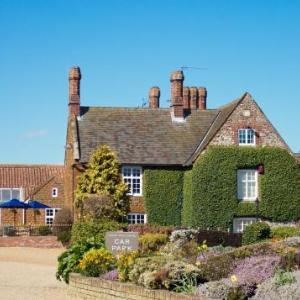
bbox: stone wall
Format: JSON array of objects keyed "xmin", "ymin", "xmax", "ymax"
[
  {"xmin": 69, "ymin": 273, "xmax": 201, "ymax": 300},
  {"xmin": 210, "ymin": 93, "xmax": 288, "ymax": 149}
]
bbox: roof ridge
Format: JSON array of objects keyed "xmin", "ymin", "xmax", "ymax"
[
  {"xmin": 81, "ymin": 106, "xmax": 219, "ymax": 111},
  {"xmin": 217, "ymin": 92, "xmax": 248, "ymax": 110},
  {"xmin": 0, "ymin": 164, "xmax": 64, "ymax": 168}
]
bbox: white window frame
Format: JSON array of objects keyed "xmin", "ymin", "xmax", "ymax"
[
  {"xmin": 122, "ymin": 166, "xmax": 143, "ymax": 196},
  {"xmin": 238, "ymin": 128, "xmax": 256, "ymax": 146},
  {"xmin": 51, "ymin": 187, "xmax": 58, "ymax": 198},
  {"xmin": 45, "ymin": 208, "xmax": 60, "ymax": 225},
  {"xmin": 233, "ymin": 217, "xmax": 259, "ymax": 233},
  {"xmin": 237, "ymin": 169, "xmax": 258, "ymax": 201},
  {"xmin": 127, "ymin": 213, "xmax": 147, "ymax": 224},
  {"xmin": 0, "ymin": 188, "xmax": 23, "ymax": 202}
]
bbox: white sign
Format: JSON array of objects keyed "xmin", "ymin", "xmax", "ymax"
[{"xmin": 105, "ymin": 231, "xmax": 139, "ymax": 254}]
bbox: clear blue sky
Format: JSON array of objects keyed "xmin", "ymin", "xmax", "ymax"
[{"xmin": 0, "ymin": 0, "xmax": 299, "ymax": 164}]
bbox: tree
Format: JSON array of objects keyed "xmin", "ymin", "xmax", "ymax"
[{"xmin": 75, "ymin": 145, "xmax": 129, "ymax": 221}]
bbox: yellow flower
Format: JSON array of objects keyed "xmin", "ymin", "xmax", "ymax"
[{"xmin": 231, "ymin": 275, "xmax": 238, "ymax": 283}]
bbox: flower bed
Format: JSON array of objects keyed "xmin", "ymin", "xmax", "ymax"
[{"xmin": 57, "ymin": 222, "xmax": 300, "ymax": 299}]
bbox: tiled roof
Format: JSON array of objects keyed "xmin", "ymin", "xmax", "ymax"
[
  {"xmin": 76, "ymin": 94, "xmax": 246, "ymax": 166},
  {"xmin": 0, "ymin": 165, "xmax": 64, "ymax": 199}
]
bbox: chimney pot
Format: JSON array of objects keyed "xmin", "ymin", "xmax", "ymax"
[
  {"xmin": 69, "ymin": 66, "xmax": 81, "ymax": 116},
  {"xmin": 183, "ymin": 87, "xmax": 190, "ymax": 109},
  {"xmin": 190, "ymin": 87, "xmax": 198, "ymax": 110},
  {"xmin": 149, "ymin": 86, "xmax": 160, "ymax": 108},
  {"xmin": 198, "ymin": 87, "xmax": 207, "ymax": 110},
  {"xmin": 170, "ymin": 70, "xmax": 184, "ymax": 119}
]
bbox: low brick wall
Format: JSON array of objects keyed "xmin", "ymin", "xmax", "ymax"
[
  {"xmin": 69, "ymin": 273, "xmax": 201, "ymax": 300},
  {"xmin": 0, "ymin": 236, "xmax": 63, "ymax": 248}
]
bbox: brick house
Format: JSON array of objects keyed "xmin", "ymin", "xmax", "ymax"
[
  {"xmin": 0, "ymin": 164, "xmax": 64, "ymax": 225},
  {"xmin": 64, "ymin": 67, "xmax": 299, "ymax": 232}
]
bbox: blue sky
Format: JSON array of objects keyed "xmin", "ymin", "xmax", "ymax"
[{"xmin": 0, "ymin": 0, "xmax": 299, "ymax": 164}]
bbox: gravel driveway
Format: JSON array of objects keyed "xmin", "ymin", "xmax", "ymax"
[{"xmin": 0, "ymin": 247, "xmax": 78, "ymax": 300}]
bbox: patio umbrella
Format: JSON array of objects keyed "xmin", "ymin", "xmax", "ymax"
[
  {"xmin": 27, "ymin": 200, "xmax": 50, "ymax": 209},
  {"xmin": 0, "ymin": 199, "xmax": 29, "ymax": 208}
]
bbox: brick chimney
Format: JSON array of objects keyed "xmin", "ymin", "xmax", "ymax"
[
  {"xmin": 170, "ymin": 70, "xmax": 184, "ymax": 119},
  {"xmin": 190, "ymin": 87, "xmax": 198, "ymax": 110},
  {"xmin": 183, "ymin": 87, "xmax": 190, "ymax": 110},
  {"xmin": 149, "ymin": 87, "xmax": 160, "ymax": 108},
  {"xmin": 198, "ymin": 87, "xmax": 207, "ymax": 110},
  {"xmin": 69, "ymin": 66, "xmax": 81, "ymax": 116}
]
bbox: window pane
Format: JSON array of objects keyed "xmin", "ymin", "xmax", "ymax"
[
  {"xmin": 133, "ymin": 168, "xmax": 140, "ymax": 177},
  {"xmin": 239, "ymin": 130, "xmax": 246, "ymax": 144},
  {"xmin": 247, "ymin": 129, "xmax": 255, "ymax": 144},
  {"xmin": 12, "ymin": 189, "xmax": 20, "ymax": 200},
  {"xmin": 237, "ymin": 170, "xmax": 257, "ymax": 200},
  {"xmin": 2, "ymin": 189, "xmax": 11, "ymax": 201},
  {"xmin": 123, "ymin": 168, "xmax": 131, "ymax": 177}
]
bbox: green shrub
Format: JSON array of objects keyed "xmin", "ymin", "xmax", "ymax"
[
  {"xmin": 57, "ymin": 231, "xmax": 71, "ymax": 245},
  {"xmin": 185, "ymin": 146, "xmax": 300, "ymax": 229},
  {"xmin": 160, "ymin": 239, "xmax": 199, "ymax": 264},
  {"xmin": 242, "ymin": 222, "xmax": 271, "ymax": 245},
  {"xmin": 38, "ymin": 225, "xmax": 52, "ymax": 236},
  {"xmin": 155, "ymin": 261, "xmax": 202, "ymax": 291},
  {"xmin": 56, "ymin": 238, "xmax": 103, "ymax": 283},
  {"xmin": 272, "ymin": 268, "xmax": 296, "ymax": 287},
  {"xmin": 71, "ymin": 219, "xmax": 123, "ymax": 244},
  {"xmin": 144, "ymin": 167, "xmax": 184, "ymax": 226},
  {"xmin": 197, "ymin": 253, "xmax": 235, "ymax": 281},
  {"xmin": 128, "ymin": 255, "xmax": 169, "ymax": 284},
  {"xmin": 271, "ymin": 226, "xmax": 300, "ymax": 239},
  {"xmin": 139, "ymin": 233, "xmax": 168, "ymax": 254},
  {"xmin": 116, "ymin": 250, "xmax": 139, "ymax": 282},
  {"xmin": 279, "ymin": 248, "xmax": 300, "ymax": 271},
  {"xmin": 52, "ymin": 208, "xmax": 73, "ymax": 236},
  {"xmin": 79, "ymin": 248, "xmax": 116, "ymax": 277},
  {"xmin": 75, "ymin": 145, "xmax": 129, "ymax": 220}
]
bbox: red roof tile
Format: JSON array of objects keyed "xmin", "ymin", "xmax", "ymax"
[{"xmin": 0, "ymin": 164, "xmax": 64, "ymax": 199}]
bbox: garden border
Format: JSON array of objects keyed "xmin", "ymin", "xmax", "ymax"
[{"xmin": 69, "ymin": 273, "xmax": 202, "ymax": 300}]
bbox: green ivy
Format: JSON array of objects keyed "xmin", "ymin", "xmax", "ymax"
[
  {"xmin": 185, "ymin": 146, "xmax": 300, "ymax": 230},
  {"xmin": 181, "ymin": 169, "xmax": 192, "ymax": 227},
  {"xmin": 144, "ymin": 168, "xmax": 184, "ymax": 226}
]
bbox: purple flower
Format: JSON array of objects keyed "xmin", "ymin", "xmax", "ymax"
[
  {"xmin": 101, "ymin": 269, "xmax": 119, "ymax": 281},
  {"xmin": 232, "ymin": 255, "xmax": 280, "ymax": 284}
]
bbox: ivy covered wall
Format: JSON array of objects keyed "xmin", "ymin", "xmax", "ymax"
[
  {"xmin": 143, "ymin": 168, "xmax": 184, "ymax": 226},
  {"xmin": 184, "ymin": 146, "xmax": 300, "ymax": 230}
]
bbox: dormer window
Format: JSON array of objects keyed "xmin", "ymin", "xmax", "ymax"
[
  {"xmin": 52, "ymin": 188, "xmax": 58, "ymax": 198},
  {"xmin": 238, "ymin": 128, "xmax": 256, "ymax": 146}
]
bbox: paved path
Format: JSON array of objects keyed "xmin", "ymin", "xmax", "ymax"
[{"xmin": 0, "ymin": 247, "xmax": 78, "ymax": 300}]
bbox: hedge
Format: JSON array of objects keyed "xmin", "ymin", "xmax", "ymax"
[
  {"xmin": 181, "ymin": 169, "xmax": 193, "ymax": 227},
  {"xmin": 144, "ymin": 168, "xmax": 184, "ymax": 226},
  {"xmin": 185, "ymin": 146, "xmax": 300, "ymax": 230}
]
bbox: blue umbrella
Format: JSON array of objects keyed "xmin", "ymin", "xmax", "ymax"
[
  {"xmin": 27, "ymin": 200, "xmax": 50, "ymax": 209},
  {"xmin": 0, "ymin": 199, "xmax": 29, "ymax": 208}
]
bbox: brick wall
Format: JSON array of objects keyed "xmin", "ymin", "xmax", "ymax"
[
  {"xmin": 0, "ymin": 236, "xmax": 63, "ymax": 248},
  {"xmin": 210, "ymin": 94, "xmax": 288, "ymax": 148},
  {"xmin": 69, "ymin": 273, "xmax": 201, "ymax": 300},
  {"xmin": 64, "ymin": 116, "xmax": 77, "ymax": 213},
  {"xmin": 1, "ymin": 209, "xmax": 24, "ymax": 225},
  {"xmin": 129, "ymin": 196, "xmax": 145, "ymax": 213},
  {"xmin": 32, "ymin": 176, "xmax": 64, "ymax": 209}
]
